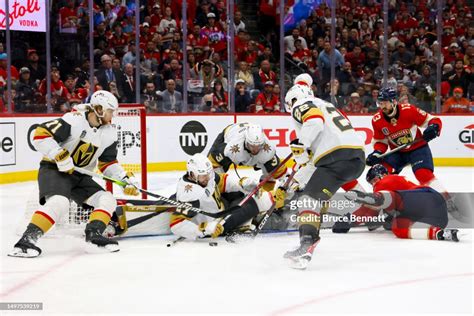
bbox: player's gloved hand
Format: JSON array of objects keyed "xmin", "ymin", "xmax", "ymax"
[
  {"xmin": 273, "ymin": 187, "xmax": 287, "ymax": 210},
  {"xmin": 423, "ymin": 124, "xmax": 440, "ymax": 142},
  {"xmin": 199, "ymin": 220, "xmax": 224, "ymax": 238},
  {"xmin": 122, "ymin": 171, "xmax": 140, "ymax": 196},
  {"xmin": 290, "ymin": 139, "xmax": 313, "ymax": 165},
  {"xmin": 239, "ymin": 176, "xmax": 259, "ymax": 193},
  {"xmin": 54, "ymin": 148, "xmax": 75, "ymax": 174},
  {"xmin": 366, "ymin": 150, "xmax": 383, "ymax": 166}
]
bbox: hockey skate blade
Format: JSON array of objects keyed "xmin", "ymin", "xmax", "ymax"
[
  {"xmin": 84, "ymin": 242, "xmax": 120, "ymax": 254},
  {"xmin": 286, "ymin": 257, "xmax": 311, "ymax": 270},
  {"xmin": 8, "ymin": 247, "xmax": 41, "ymax": 258}
]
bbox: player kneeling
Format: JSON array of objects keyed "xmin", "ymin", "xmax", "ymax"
[
  {"xmin": 170, "ymin": 154, "xmax": 274, "ymax": 240},
  {"xmin": 334, "ymin": 164, "xmax": 459, "ymax": 242},
  {"xmin": 9, "ymin": 90, "xmax": 139, "ymax": 258},
  {"xmin": 207, "ymin": 123, "xmax": 286, "ymax": 191}
]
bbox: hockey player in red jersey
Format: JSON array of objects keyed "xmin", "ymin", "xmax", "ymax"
[{"xmin": 333, "ymin": 164, "xmax": 459, "ymax": 242}]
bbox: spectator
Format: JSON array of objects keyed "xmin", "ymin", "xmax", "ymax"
[
  {"xmin": 141, "ymin": 81, "xmax": 160, "ymax": 112},
  {"xmin": 0, "ymin": 53, "xmax": 19, "ymax": 88},
  {"xmin": 255, "ymin": 81, "xmax": 280, "ymax": 113},
  {"xmin": 235, "ymin": 79, "xmax": 252, "ymax": 112},
  {"xmin": 256, "ymin": 45, "xmax": 277, "ymax": 66},
  {"xmin": 25, "ymin": 49, "xmax": 46, "ymax": 83},
  {"xmin": 345, "ymin": 46, "xmax": 366, "ymax": 70},
  {"xmin": 234, "ymin": 11, "xmax": 246, "ymax": 34},
  {"xmin": 158, "ymin": 7, "xmax": 178, "ymax": 42},
  {"xmin": 442, "ymin": 87, "xmax": 471, "ymax": 113},
  {"xmin": 95, "ymin": 54, "xmax": 122, "ymax": 92},
  {"xmin": 162, "ymin": 59, "xmax": 183, "ymax": 91},
  {"xmin": 191, "ymin": 59, "xmax": 223, "ymax": 94},
  {"xmin": 63, "ymin": 74, "xmax": 84, "ymax": 106},
  {"xmin": 187, "ymin": 25, "xmax": 210, "ymax": 53},
  {"xmin": 14, "ymin": 67, "xmax": 40, "ymax": 112},
  {"xmin": 122, "ymin": 41, "xmax": 137, "ymax": 67},
  {"xmin": 390, "ymin": 42, "xmax": 414, "ymax": 68},
  {"xmin": 363, "ymin": 88, "xmax": 380, "ymax": 113},
  {"xmin": 38, "ymin": 66, "xmax": 68, "ymax": 112},
  {"xmin": 59, "ymin": 0, "xmax": 79, "ymax": 33},
  {"xmin": 201, "ymin": 13, "xmax": 226, "ymax": 57},
  {"xmin": 284, "ymin": 28, "xmax": 308, "ymax": 54},
  {"xmin": 343, "ymin": 92, "xmax": 368, "ymax": 113},
  {"xmin": 121, "ymin": 63, "xmax": 137, "ymax": 103},
  {"xmin": 414, "ymin": 65, "xmax": 436, "ymax": 112},
  {"xmin": 337, "ymin": 62, "xmax": 357, "ymax": 95},
  {"xmin": 254, "ymin": 60, "xmax": 277, "ymax": 91},
  {"xmin": 398, "ymin": 84, "xmax": 417, "ymax": 104},
  {"xmin": 159, "ymin": 79, "xmax": 183, "ymax": 113},
  {"xmin": 235, "ymin": 61, "xmax": 254, "ymax": 89},
  {"xmin": 211, "ymin": 79, "xmax": 229, "ymax": 112},
  {"xmin": 108, "ymin": 23, "xmax": 129, "ymax": 58},
  {"xmin": 447, "ymin": 59, "xmax": 472, "ymax": 96},
  {"xmin": 317, "ymin": 41, "xmax": 345, "ymax": 85},
  {"xmin": 292, "ymin": 39, "xmax": 311, "ymax": 67}
]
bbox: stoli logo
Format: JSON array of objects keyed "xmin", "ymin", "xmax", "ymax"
[{"xmin": 0, "ymin": 0, "xmax": 42, "ymax": 30}]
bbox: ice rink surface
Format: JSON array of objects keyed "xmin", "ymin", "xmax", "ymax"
[{"xmin": 0, "ymin": 167, "xmax": 473, "ymax": 315}]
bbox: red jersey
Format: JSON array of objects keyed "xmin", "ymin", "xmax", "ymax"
[
  {"xmin": 255, "ymin": 92, "xmax": 280, "ymax": 113},
  {"xmin": 373, "ymin": 175, "xmax": 422, "ymax": 192},
  {"xmin": 187, "ymin": 33, "xmax": 209, "ymax": 49},
  {"xmin": 371, "ymin": 104, "xmax": 442, "ymax": 153}
]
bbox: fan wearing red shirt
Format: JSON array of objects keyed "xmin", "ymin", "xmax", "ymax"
[
  {"xmin": 332, "ymin": 164, "xmax": 459, "ymax": 242},
  {"xmin": 254, "ymin": 81, "xmax": 280, "ymax": 113}
]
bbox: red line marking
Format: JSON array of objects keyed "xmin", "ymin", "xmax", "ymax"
[
  {"xmin": 0, "ymin": 252, "xmax": 82, "ymax": 299},
  {"xmin": 270, "ymin": 272, "xmax": 473, "ymax": 316}
]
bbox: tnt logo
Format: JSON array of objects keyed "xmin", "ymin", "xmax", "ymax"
[
  {"xmin": 116, "ymin": 125, "xmax": 141, "ymax": 156},
  {"xmin": 179, "ymin": 121, "xmax": 208, "ymax": 155},
  {"xmin": 459, "ymin": 124, "xmax": 474, "ymax": 149}
]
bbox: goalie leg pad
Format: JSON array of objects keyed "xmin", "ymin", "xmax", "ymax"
[{"xmin": 85, "ymin": 191, "xmax": 117, "ymax": 215}]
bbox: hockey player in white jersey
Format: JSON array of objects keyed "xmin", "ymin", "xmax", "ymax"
[
  {"xmin": 282, "ymin": 84, "xmax": 365, "ymax": 269},
  {"xmin": 170, "ymin": 154, "xmax": 274, "ymax": 240},
  {"xmin": 9, "ymin": 90, "xmax": 139, "ymax": 258},
  {"xmin": 208, "ymin": 123, "xmax": 286, "ymax": 191}
]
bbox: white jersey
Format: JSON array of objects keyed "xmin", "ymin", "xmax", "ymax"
[
  {"xmin": 291, "ymin": 97, "xmax": 364, "ymax": 165},
  {"xmin": 33, "ymin": 110, "xmax": 125, "ymax": 178},
  {"xmin": 210, "ymin": 123, "xmax": 282, "ymax": 178},
  {"xmin": 171, "ymin": 173, "xmax": 241, "ymax": 239}
]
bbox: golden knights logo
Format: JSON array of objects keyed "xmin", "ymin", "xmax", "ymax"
[{"xmin": 71, "ymin": 140, "xmax": 98, "ymax": 167}]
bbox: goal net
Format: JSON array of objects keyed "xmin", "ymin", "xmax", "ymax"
[{"xmin": 20, "ymin": 104, "xmax": 147, "ymax": 235}]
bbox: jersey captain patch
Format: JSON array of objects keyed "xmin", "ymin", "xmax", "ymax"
[{"xmin": 71, "ymin": 140, "xmax": 99, "ymax": 167}]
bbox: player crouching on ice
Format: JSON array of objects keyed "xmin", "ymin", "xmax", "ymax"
[
  {"xmin": 169, "ymin": 154, "xmax": 275, "ymax": 240},
  {"xmin": 333, "ymin": 164, "xmax": 459, "ymax": 242},
  {"xmin": 207, "ymin": 122, "xmax": 287, "ymax": 191},
  {"xmin": 9, "ymin": 90, "xmax": 139, "ymax": 258}
]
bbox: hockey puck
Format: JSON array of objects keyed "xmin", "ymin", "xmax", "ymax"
[
  {"xmin": 166, "ymin": 243, "xmax": 171, "ymax": 247},
  {"xmin": 209, "ymin": 242, "xmax": 218, "ymax": 247}
]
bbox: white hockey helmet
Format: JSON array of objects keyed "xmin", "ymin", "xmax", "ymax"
[
  {"xmin": 187, "ymin": 153, "xmax": 213, "ymax": 177},
  {"xmin": 245, "ymin": 124, "xmax": 265, "ymax": 147},
  {"xmin": 90, "ymin": 90, "xmax": 119, "ymax": 116},
  {"xmin": 294, "ymin": 73, "xmax": 313, "ymax": 88},
  {"xmin": 284, "ymin": 84, "xmax": 312, "ymax": 113}
]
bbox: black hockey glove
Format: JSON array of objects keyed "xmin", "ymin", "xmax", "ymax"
[
  {"xmin": 366, "ymin": 150, "xmax": 383, "ymax": 166},
  {"xmin": 423, "ymin": 124, "xmax": 440, "ymax": 142}
]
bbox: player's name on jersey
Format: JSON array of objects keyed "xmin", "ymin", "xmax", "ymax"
[
  {"xmin": 288, "ymin": 198, "xmax": 355, "ymax": 211},
  {"xmin": 289, "ymin": 213, "xmax": 387, "ymax": 224}
]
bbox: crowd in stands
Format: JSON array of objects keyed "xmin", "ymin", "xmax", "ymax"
[{"xmin": 0, "ymin": 0, "xmax": 473, "ymax": 113}]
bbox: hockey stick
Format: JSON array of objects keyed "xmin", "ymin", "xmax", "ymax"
[
  {"xmin": 237, "ymin": 153, "xmax": 292, "ymax": 207},
  {"xmin": 374, "ymin": 138, "xmax": 423, "ymax": 159},
  {"xmin": 73, "ymin": 167, "xmax": 229, "ymax": 218},
  {"xmin": 253, "ymin": 168, "xmax": 297, "ymax": 237}
]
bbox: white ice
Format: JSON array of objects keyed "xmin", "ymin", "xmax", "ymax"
[{"xmin": 0, "ymin": 167, "xmax": 472, "ymax": 315}]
